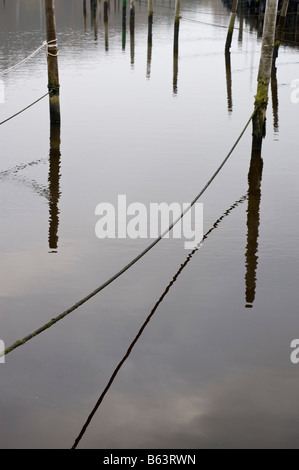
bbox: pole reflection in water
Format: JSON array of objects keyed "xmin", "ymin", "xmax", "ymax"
[
  {"xmin": 71, "ymin": 194, "xmax": 247, "ymax": 449},
  {"xmin": 173, "ymin": 0, "xmax": 181, "ymax": 95},
  {"xmin": 146, "ymin": 8, "xmax": 153, "ymax": 79},
  {"xmin": 83, "ymin": 0, "xmax": 87, "ymax": 33},
  {"xmin": 225, "ymin": 51, "xmax": 233, "ymax": 114},
  {"xmin": 129, "ymin": 0, "xmax": 135, "ymax": 66},
  {"xmin": 130, "ymin": 0, "xmax": 135, "ymax": 30},
  {"xmin": 90, "ymin": 0, "xmax": 98, "ymax": 40},
  {"xmin": 48, "ymin": 123, "xmax": 61, "ymax": 253},
  {"xmin": 245, "ymin": 137, "xmax": 264, "ymax": 308},
  {"xmin": 104, "ymin": 1, "xmax": 109, "ymax": 52},
  {"xmin": 122, "ymin": 0, "xmax": 127, "ymax": 50},
  {"xmin": 271, "ymin": 63, "xmax": 279, "ymax": 133},
  {"xmin": 238, "ymin": 6, "xmax": 243, "ymax": 46},
  {"xmin": 173, "ymin": 46, "xmax": 178, "ymax": 95},
  {"xmin": 104, "ymin": 0, "xmax": 109, "ymax": 23}
]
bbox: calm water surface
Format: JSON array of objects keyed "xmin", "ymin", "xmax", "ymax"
[{"xmin": 0, "ymin": 0, "xmax": 299, "ymax": 449}]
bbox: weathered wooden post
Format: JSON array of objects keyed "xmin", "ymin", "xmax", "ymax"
[
  {"xmin": 45, "ymin": 0, "xmax": 60, "ymax": 123},
  {"xmin": 225, "ymin": 0, "xmax": 239, "ymax": 52},
  {"xmin": 174, "ymin": 0, "xmax": 181, "ymax": 55},
  {"xmin": 252, "ymin": 0, "xmax": 279, "ymax": 149}
]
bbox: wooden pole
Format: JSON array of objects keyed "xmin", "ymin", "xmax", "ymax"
[
  {"xmin": 45, "ymin": 0, "xmax": 60, "ymax": 123},
  {"xmin": 225, "ymin": 0, "xmax": 239, "ymax": 52},
  {"xmin": 252, "ymin": 0, "xmax": 278, "ymax": 149}
]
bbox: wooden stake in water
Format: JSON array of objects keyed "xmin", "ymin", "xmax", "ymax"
[
  {"xmin": 253, "ymin": 0, "xmax": 278, "ymax": 148},
  {"xmin": 225, "ymin": 0, "xmax": 239, "ymax": 52},
  {"xmin": 45, "ymin": 0, "xmax": 60, "ymax": 123}
]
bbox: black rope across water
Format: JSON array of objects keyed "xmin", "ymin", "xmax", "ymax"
[
  {"xmin": 0, "ymin": 108, "xmax": 256, "ymax": 359},
  {"xmin": 71, "ymin": 193, "xmax": 248, "ymax": 449},
  {"xmin": 0, "ymin": 90, "xmax": 52, "ymax": 126}
]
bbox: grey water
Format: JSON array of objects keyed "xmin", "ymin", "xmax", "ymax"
[{"xmin": 0, "ymin": 0, "xmax": 299, "ymax": 449}]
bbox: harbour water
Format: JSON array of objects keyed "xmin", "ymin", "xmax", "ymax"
[{"xmin": 0, "ymin": 0, "xmax": 299, "ymax": 449}]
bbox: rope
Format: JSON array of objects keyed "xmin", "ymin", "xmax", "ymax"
[
  {"xmin": 0, "ymin": 39, "xmax": 58, "ymax": 77},
  {"xmin": 72, "ymin": 193, "xmax": 248, "ymax": 449},
  {"xmin": 0, "ymin": 91, "xmax": 51, "ymax": 126},
  {"xmin": 0, "ymin": 42, "xmax": 47, "ymax": 76},
  {"xmin": 47, "ymin": 39, "xmax": 59, "ymax": 57},
  {"xmin": 0, "ymin": 108, "xmax": 257, "ymax": 359}
]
